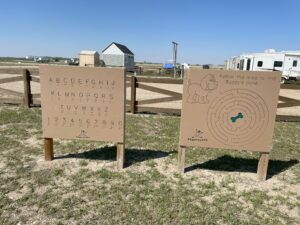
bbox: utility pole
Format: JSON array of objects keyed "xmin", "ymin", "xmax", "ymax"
[{"xmin": 172, "ymin": 41, "xmax": 178, "ymax": 78}]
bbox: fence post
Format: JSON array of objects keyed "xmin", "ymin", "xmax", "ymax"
[
  {"xmin": 178, "ymin": 146, "xmax": 186, "ymax": 173},
  {"xmin": 257, "ymin": 153, "xmax": 269, "ymax": 181},
  {"xmin": 117, "ymin": 143, "xmax": 125, "ymax": 170},
  {"xmin": 130, "ymin": 76, "xmax": 137, "ymax": 113},
  {"xmin": 44, "ymin": 138, "xmax": 54, "ymax": 161},
  {"xmin": 22, "ymin": 69, "xmax": 31, "ymax": 108}
]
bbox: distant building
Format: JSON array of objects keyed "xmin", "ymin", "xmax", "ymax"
[
  {"xmin": 102, "ymin": 42, "xmax": 134, "ymax": 68},
  {"xmin": 35, "ymin": 56, "xmax": 50, "ymax": 63},
  {"xmin": 25, "ymin": 55, "xmax": 35, "ymax": 60},
  {"xmin": 79, "ymin": 51, "xmax": 100, "ymax": 67}
]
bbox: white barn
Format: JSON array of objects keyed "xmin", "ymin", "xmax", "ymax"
[{"xmin": 102, "ymin": 42, "xmax": 134, "ymax": 68}]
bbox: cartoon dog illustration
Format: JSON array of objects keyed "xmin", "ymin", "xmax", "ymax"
[{"xmin": 187, "ymin": 74, "xmax": 218, "ymax": 104}]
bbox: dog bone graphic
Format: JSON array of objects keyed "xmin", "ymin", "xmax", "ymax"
[{"xmin": 231, "ymin": 112, "xmax": 244, "ymax": 123}]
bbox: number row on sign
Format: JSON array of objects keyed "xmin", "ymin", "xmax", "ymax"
[{"xmin": 46, "ymin": 117, "xmax": 123, "ymax": 130}]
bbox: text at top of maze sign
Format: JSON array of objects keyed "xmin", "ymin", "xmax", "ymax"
[
  {"xmin": 40, "ymin": 65, "xmax": 125, "ymax": 142},
  {"xmin": 179, "ymin": 68, "xmax": 281, "ymax": 152}
]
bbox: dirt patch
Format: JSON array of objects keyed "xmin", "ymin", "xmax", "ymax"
[
  {"xmin": 23, "ymin": 135, "xmax": 42, "ymax": 148},
  {"xmin": 7, "ymin": 185, "xmax": 30, "ymax": 201},
  {"xmin": 0, "ymin": 161, "xmax": 5, "ymax": 169}
]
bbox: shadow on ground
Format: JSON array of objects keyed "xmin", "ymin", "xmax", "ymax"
[
  {"xmin": 55, "ymin": 145, "xmax": 172, "ymax": 167},
  {"xmin": 185, "ymin": 155, "xmax": 299, "ymax": 179}
]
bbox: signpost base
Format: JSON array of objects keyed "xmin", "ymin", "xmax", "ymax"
[
  {"xmin": 44, "ymin": 138, "xmax": 54, "ymax": 161},
  {"xmin": 178, "ymin": 146, "xmax": 186, "ymax": 173},
  {"xmin": 43, "ymin": 138, "xmax": 125, "ymax": 170},
  {"xmin": 257, "ymin": 152, "xmax": 270, "ymax": 181},
  {"xmin": 177, "ymin": 145, "xmax": 270, "ymax": 181},
  {"xmin": 117, "ymin": 143, "xmax": 125, "ymax": 170}
]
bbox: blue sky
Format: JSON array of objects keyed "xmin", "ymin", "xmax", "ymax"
[{"xmin": 0, "ymin": 0, "xmax": 299, "ymax": 64}]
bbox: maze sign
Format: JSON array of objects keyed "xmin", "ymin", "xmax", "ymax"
[
  {"xmin": 179, "ymin": 69, "xmax": 281, "ymax": 152},
  {"xmin": 40, "ymin": 65, "xmax": 125, "ymax": 143}
]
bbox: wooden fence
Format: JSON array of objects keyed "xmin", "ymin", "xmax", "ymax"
[
  {"xmin": 0, "ymin": 68, "xmax": 40, "ymax": 106},
  {"xmin": 128, "ymin": 76, "xmax": 182, "ymax": 114},
  {"xmin": 0, "ymin": 68, "xmax": 300, "ymax": 122}
]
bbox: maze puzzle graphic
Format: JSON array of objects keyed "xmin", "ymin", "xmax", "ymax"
[{"xmin": 207, "ymin": 89, "xmax": 269, "ymax": 147}]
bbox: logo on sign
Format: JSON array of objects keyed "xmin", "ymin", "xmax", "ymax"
[{"xmin": 188, "ymin": 129, "xmax": 208, "ymax": 142}]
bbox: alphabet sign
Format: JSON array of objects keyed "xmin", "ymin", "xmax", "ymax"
[
  {"xmin": 40, "ymin": 65, "xmax": 126, "ymax": 168},
  {"xmin": 40, "ymin": 65, "xmax": 125, "ymax": 142}
]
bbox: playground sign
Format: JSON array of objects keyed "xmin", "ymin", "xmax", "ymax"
[
  {"xmin": 40, "ymin": 65, "xmax": 126, "ymax": 169},
  {"xmin": 178, "ymin": 68, "xmax": 281, "ymax": 179}
]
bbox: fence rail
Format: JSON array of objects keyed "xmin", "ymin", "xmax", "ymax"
[
  {"xmin": 0, "ymin": 68, "xmax": 299, "ymax": 122},
  {"xmin": 0, "ymin": 68, "xmax": 40, "ymax": 106}
]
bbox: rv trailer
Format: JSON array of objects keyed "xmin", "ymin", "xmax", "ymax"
[{"xmin": 226, "ymin": 49, "xmax": 300, "ymax": 83}]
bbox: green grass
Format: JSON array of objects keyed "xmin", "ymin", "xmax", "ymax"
[
  {"xmin": 285, "ymin": 79, "xmax": 300, "ymax": 85},
  {"xmin": 0, "ymin": 106, "xmax": 299, "ymax": 224}
]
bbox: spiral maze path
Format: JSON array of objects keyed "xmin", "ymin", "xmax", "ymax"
[{"xmin": 207, "ymin": 89, "xmax": 269, "ymax": 147}]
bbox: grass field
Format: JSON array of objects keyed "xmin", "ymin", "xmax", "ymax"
[{"xmin": 0, "ymin": 106, "xmax": 299, "ymax": 224}]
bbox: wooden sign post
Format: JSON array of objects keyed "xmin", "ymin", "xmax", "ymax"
[
  {"xmin": 40, "ymin": 65, "xmax": 126, "ymax": 169},
  {"xmin": 179, "ymin": 69, "xmax": 281, "ymax": 180}
]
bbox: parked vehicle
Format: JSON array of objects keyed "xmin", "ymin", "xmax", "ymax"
[
  {"xmin": 163, "ymin": 63, "xmax": 175, "ymax": 69},
  {"xmin": 35, "ymin": 57, "xmax": 50, "ymax": 63},
  {"xmin": 225, "ymin": 49, "xmax": 300, "ymax": 83},
  {"xmin": 68, "ymin": 58, "xmax": 79, "ymax": 66}
]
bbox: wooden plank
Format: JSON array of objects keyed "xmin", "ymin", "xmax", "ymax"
[
  {"xmin": 0, "ymin": 76, "xmax": 23, "ymax": 84},
  {"xmin": 137, "ymin": 96, "xmax": 181, "ymax": 105},
  {"xmin": 0, "ymin": 68, "xmax": 24, "ymax": 75},
  {"xmin": 276, "ymin": 115, "xmax": 300, "ymax": 122},
  {"xmin": 131, "ymin": 76, "xmax": 137, "ymax": 113},
  {"xmin": 31, "ymin": 93, "xmax": 41, "ymax": 98},
  {"xmin": 23, "ymin": 69, "xmax": 32, "ymax": 108},
  {"xmin": 30, "ymin": 76, "xmax": 40, "ymax": 83},
  {"xmin": 178, "ymin": 146, "xmax": 186, "ymax": 173},
  {"xmin": 278, "ymin": 102, "xmax": 300, "ymax": 108},
  {"xmin": 278, "ymin": 96, "xmax": 299, "ymax": 103},
  {"xmin": 280, "ymin": 84, "xmax": 300, "ymax": 90},
  {"xmin": 117, "ymin": 143, "xmax": 125, "ymax": 170},
  {"xmin": 0, "ymin": 98, "xmax": 23, "ymax": 104},
  {"xmin": 257, "ymin": 153, "xmax": 269, "ymax": 181},
  {"xmin": 27, "ymin": 68, "xmax": 39, "ymax": 75},
  {"xmin": 136, "ymin": 76, "xmax": 183, "ymax": 84},
  {"xmin": 0, "ymin": 87, "xmax": 23, "ymax": 97},
  {"xmin": 44, "ymin": 138, "xmax": 54, "ymax": 161},
  {"xmin": 136, "ymin": 106, "xmax": 181, "ymax": 114},
  {"xmin": 137, "ymin": 83, "xmax": 182, "ymax": 97},
  {"xmin": 0, "ymin": 68, "xmax": 39, "ymax": 75}
]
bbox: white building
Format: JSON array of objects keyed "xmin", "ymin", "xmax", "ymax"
[
  {"xmin": 225, "ymin": 49, "xmax": 300, "ymax": 83},
  {"xmin": 102, "ymin": 42, "xmax": 134, "ymax": 68}
]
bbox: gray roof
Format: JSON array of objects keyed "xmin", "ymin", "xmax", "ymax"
[{"xmin": 102, "ymin": 42, "xmax": 134, "ymax": 55}]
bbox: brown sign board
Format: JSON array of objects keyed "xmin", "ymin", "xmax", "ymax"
[
  {"xmin": 179, "ymin": 69, "xmax": 281, "ymax": 152},
  {"xmin": 40, "ymin": 65, "xmax": 125, "ymax": 143}
]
